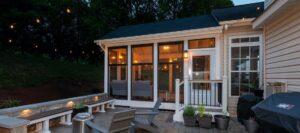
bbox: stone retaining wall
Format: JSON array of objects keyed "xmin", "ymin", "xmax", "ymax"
[{"xmin": 0, "ymin": 93, "xmax": 105, "ymax": 117}]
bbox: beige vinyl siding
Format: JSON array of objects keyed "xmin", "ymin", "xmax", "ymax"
[{"xmin": 265, "ymin": 5, "xmax": 300, "ymax": 92}]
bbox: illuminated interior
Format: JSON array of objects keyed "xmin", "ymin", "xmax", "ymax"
[
  {"xmin": 158, "ymin": 42, "xmax": 184, "ymax": 103},
  {"xmin": 108, "ymin": 47, "xmax": 127, "ymax": 99},
  {"xmin": 132, "ymin": 45, "xmax": 153, "ymax": 101},
  {"xmin": 188, "ymin": 38, "xmax": 215, "ymax": 49}
]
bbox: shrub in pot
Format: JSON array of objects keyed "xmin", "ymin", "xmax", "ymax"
[
  {"xmin": 215, "ymin": 113, "xmax": 230, "ymax": 130},
  {"xmin": 244, "ymin": 117, "xmax": 259, "ymax": 133},
  {"xmin": 72, "ymin": 102, "xmax": 88, "ymax": 117},
  {"xmin": 197, "ymin": 104, "xmax": 212, "ymax": 128},
  {"xmin": 183, "ymin": 105, "xmax": 196, "ymax": 126}
]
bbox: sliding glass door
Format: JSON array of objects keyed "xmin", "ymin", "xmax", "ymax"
[
  {"xmin": 131, "ymin": 45, "xmax": 153, "ymax": 101},
  {"xmin": 108, "ymin": 47, "xmax": 127, "ymax": 99},
  {"xmin": 158, "ymin": 42, "xmax": 183, "ymax": 103}
]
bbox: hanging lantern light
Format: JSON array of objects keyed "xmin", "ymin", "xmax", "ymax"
[
  {"xmin": 66, "ymin": 8, "xmax": 71, "ymax": 14},
  {"xmin": 36, "ymin": 18, "xmax": 41, "ymax": 24},
  {"xmin": 8, "ymin": 39, "xmax": 12, "ymax": 43},
  {"xmin": 184, "ymin": 50, "xmax": 188, "ymax": 59},
  {"xmin": 9, "ymin": 24, "xmax": 14, "ymax": 29}
]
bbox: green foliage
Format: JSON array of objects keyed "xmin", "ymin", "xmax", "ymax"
[
  {"xmin": 183, "ymin": 105, "xmax": 195, "ymax": 116},
  {"xmin": 73, "ymin": 102, "xmax": 84, "ymax": 109},
  {"xmin": 197, "ymin": 104, "xmax": 205, "ymax": 117},
  {"xmin": 0, "ymin": 0, "xmax": 233, "ymax": 63},
  {"xmin": 0, "ymin": 98, "xmax": 21, "ymax": 109},
  {"xmin": 271, "ymin": 82, "xmax": 285, "ymax": 86},
  {"xmin": 0, "ymin": 50, "xmax": 103, "ymax": 89}
]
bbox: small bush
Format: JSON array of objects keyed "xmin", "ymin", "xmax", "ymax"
[
  {"xmin": 0, "ymin": 98, "xmax": 21, "ymax": 109},
  {"xmin": 183, "ymin": 105, "xmax": 195, "ymax": 116},
  {"xmin": 73, "ymin": 102, "xmax": 84, "ymax": 109},
  {"xmin": 198, "ymin": 104, "xmax": 205, "ymax": 117}
]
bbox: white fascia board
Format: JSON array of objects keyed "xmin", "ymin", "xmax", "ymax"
[
  {"xmin": 94, "ymin": 26, "xmax": 223, "ymax": 47},
  {"xmin": 219, "ymin": 18, "xmax": 254, "ymax": 26},
  {"xmin": 253, "ymin": 0, "xmax": 289, "ymax": 29}
]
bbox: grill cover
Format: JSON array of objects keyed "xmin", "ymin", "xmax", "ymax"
[{"xmin": 252, "ymin": 92, "xmax": 300, "ymax": 133}]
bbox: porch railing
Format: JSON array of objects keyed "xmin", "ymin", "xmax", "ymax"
[
  {"xmin": 175, "ymin": 76, "xmax": 228, "ymax": 113},
  {"xmin": 188, "ymin": 80, "xmax": 222, "ymax": 107}
]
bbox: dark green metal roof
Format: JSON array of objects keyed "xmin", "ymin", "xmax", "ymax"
[
  {"xmin": 99, "ymin": 2, "xmax": 264, "ymax": 40},
  {"xmin": 212, "ymin": 2, "xmax": 264, "ymax": 22}
]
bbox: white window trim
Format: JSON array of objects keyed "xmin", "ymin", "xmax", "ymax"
[{"xmin": 229, "ymin": 34, "xmax": 263, "ymax": 97}]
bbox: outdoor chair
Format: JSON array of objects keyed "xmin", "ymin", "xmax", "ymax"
[
  {"xmin": 85, "ymin": 109, "xmax": 136, "ymax": 133},
  {"xmin": 131, "ymin": 98, "xmax": 162, "ymax": 133}
]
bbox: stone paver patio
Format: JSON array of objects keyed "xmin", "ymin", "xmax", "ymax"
[{"xmin": 49, "ymin": 107, "xmax": 246, "ymax": 133}]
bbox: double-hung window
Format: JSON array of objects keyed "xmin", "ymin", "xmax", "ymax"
[{"xmin": 230, "ymin": 36, "xmax": 261, "ymax": 96}]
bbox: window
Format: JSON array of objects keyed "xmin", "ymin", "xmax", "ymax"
[
  {"xmin": 188, "ymin": 38, "xmax": 215, "ymax": 49},
  {"xmin": 230, "ymin": 36, "xmax": 260, "ymax": 96},
  {"xmin": 231, "ymin": 37, "xmax": 260, "ymax": 44},
  {"xmin": 131, "ymin": 45, "xmax": 153, "ymax": 101},
  {"xmin": 108, "ymin": 47, "xmax": 127, "ymax": 99},
  {"xmin": 158, "ymin": 42, "xmax": 183, "ymax": 103}
]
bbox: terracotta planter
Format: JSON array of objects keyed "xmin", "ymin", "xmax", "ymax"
[
  {"xmin": 197, "ymin": 114, "xmax": 212, "ymax": 128},
  {"xmin": 183, "ymin": 115, "xmax": 196, "ymax": 127},
  {"xmin": 215, "ymin": 115, "xmax": 230, "ymax": 130}
]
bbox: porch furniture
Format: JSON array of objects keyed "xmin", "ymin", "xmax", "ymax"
[
  {"xmin": 20, "ymin": 107, "xmax": 73, "ymax": 133},
  {"xmin": 131, "ymin": 98, "xmax": 161, "ymax": 133},
  {"xmin": 132, "ymin": 81, "xmax": 152, "ymax": 97},
  {"xmin": 85, "ymin": 94, "xmax": 116, "ymax": 114},
  {"xmin": 85, "ymin": 109, "xmax": 136, "ymax": 133},
  {"xmin": 111, "ymin": 80, "xmax": 127, "ymax": 96}
]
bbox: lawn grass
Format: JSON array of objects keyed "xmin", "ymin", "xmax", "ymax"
[{"xmin": 0, "ymin": 50, "xmax": 103, "ymax": 89}]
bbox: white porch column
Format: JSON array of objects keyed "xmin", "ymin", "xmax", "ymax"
[
  {"xmin": 127, "ymin": 45, "xmax": 132, "ymax": 101},
  {"xmin": 153, "ymin": 42, "xmax": 158, "ymax": 102},
  {"xmin": 222, "ymin": 76, "xmax": 228, "ymax": 114},
  {"xmin": 183, "ymin": 40, "xmax": 189, "ymax": 105},
  {"xmin": 104, "ymin": 45, "xmax": 108, "ymax": 93},
  {"xmin": 175, "ymin": 79, "xmax": 180, "ymax": 112}
]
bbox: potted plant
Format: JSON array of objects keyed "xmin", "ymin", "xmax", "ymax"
[
  {"xmin": 244, "ymin": 117, "xmax": 259, "ymax": 133},
  {"xmin": 214, "ymin": 112, "xmax": 230, "ymax": 130},
  {"xmin": 270, "ymin": 82, "xmax": 286, "ymax": 93},
  {"xmin": 183, "ymin": 105, "xmax": 196, "ymax": 126},
  {"xmin": 72, "ymin": 102, "xmax": 88, "ymax": 117},
  {"xmin": 196, "ymin": 104, "xmax": 212, "ymax": 128}
]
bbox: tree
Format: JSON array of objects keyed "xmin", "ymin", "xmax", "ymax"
[{"xmin": 0, "ymin": 0, "xmax": 234, "ymax": 64}]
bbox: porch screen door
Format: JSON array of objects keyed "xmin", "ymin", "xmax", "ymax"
[
  {"xmin": 192, "ymin": 55, "xmax": 210, "ymax": 80},
  {"xmin": 189, "ymin": 50, "xmax": 216, "ymax": 105}
]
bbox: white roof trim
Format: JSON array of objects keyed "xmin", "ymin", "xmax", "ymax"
[
  {"xmin": 253, "ymin": 0, "xmax": 289, "ymax": 29},
  {"xmin": 95, "ymin": 26, "xmax": 223, "ymax": 47},
  {"xmin": 219, "ymin": 18, "xmax": 254, "ymax": 25}
]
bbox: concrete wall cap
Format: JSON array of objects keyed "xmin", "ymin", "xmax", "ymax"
[{"xmin": 0, "ymin": 117, "xmax": 29, "ymax": 129}]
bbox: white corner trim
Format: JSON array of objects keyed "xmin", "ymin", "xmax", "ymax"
[
  {"xmin": 95, "ymin": 26, "xmax": 223, "ymax": 46},
  {"xmin": 253, "ymin": 0, "xmax": 289, "ymax": 29}
]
